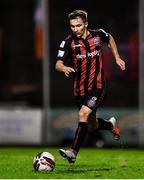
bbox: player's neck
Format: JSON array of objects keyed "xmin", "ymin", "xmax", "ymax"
[{"xmin": 81, "ymin": 29, "xmax": 90, "ymax": 39}]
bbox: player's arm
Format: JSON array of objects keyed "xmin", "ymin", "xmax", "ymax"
[
  {"xmin": 55, "ymin": 60, "xmax": 75, "ymax": 77},
  {"xmin": 108, "ymin": 34, "xmax": 125, "ymax": 71},
  {"xmin": 55, "ymin": 38, "xmax": 75, "ymax": 77}
]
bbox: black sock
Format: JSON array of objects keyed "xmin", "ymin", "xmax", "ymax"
[
  {"xmin": 71, "ymin": 122, "xmax": 88, "ymax": 154},
  {"xmin": 97, "ymin": 118, "xmax": 112, "ymax": 130}
]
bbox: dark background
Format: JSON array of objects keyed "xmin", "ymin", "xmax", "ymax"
[
  {"xmin": 0, "ymin": 0, "xmax": 42, "ymax": 107},
  {"xmin": 0, "ymin": 0, "xmax": 138, "ymax": 108}
]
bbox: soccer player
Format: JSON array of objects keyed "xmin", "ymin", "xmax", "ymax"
[{"xmin": 55, "ymin": 10, "xmax": 125, "ymax": 163}]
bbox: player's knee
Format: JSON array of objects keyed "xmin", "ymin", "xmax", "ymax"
[{"xmin": 78, "ymin": 109, "xmax": 89, "ymax": 122}]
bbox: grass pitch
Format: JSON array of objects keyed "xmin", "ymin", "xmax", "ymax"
[{"xmin": 0, "ymin": 147, "xmax": 144, "ymax": 179}]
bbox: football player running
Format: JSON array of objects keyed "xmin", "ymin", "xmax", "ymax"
[{"xmin": 55, "ymin": 10, "xmax": 125, "ymax": 163}]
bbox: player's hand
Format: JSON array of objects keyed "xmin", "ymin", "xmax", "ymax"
[
  {"xmin": 63, "ymin": 66, "xmax": 75, "ymax": 77},
  {"xmin": 116, "ymin": 58, "xmax": 125, "ymax": 71}
]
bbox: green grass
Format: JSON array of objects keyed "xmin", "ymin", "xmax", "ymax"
[{"xmin": 0, "ymin": 147, "xmax": 144, "ymax": 179}]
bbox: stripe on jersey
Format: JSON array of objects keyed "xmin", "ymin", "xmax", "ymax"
[
  {"xmin": 96, "ymin": 52, "xmax": 103, "ymax": 89},
  {"xmin": 91, "ymin": 32, "xmax": 102, "ymax": 89},
  {"xmin": 87, "ymin": 37, "xmax": 96, "ymax": 91},
  {"xmin": 79, "ymin": 39, "xmax": 87, "ymax": 96},
  {"xmin": 83, "ymin": 40, "xmax": 91, "ymax": 95},
  {"xmin": 73, "ymin": 39, "xmax": 82, "ymax": 96}
]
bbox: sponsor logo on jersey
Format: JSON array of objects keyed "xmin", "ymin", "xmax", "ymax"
[
  {"xmin": 76, "ymin": 50, "xmax": 100, "ymax": 59},
  {"xmin": 60, "ymin": 41, "xmax": 66, "ymax": 48},
  {"xmin": 76, "ymin": 54, "xmax": 87, "ymax": 59},
  {"xmin": 57, "ymin": 50, "xmax": 65, "ymax": 57},
  {"xmin": 87, "ymin": 50, "xmax": 100, "ymax": 58},
  {"xmin": 87, "ymin": 96, "xmax": 97, "ymax": 108}
]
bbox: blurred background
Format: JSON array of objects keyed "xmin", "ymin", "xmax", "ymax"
[{"xmin": 0, "ymin": 0, "xmax": 141, "ymax": 147}]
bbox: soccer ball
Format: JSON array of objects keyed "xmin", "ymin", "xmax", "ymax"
[{"xmin": 33, "ymin": 151, "xmax": 55, "ymax": 172}]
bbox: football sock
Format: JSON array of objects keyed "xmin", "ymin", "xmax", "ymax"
[
  {"xmin": 97, "ymin": 117, "xmax": 112, "ymax": 130},
  {"xmin": 71, "ymin": 122, "xmax": 88, "ymax": 154}
]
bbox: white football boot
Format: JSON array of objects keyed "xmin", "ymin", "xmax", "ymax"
[
  {"xmin": 109, "ymin": 117, "xmax": 120, "ymax": 140},
  {"xmin": 59, "ymin": 149, "xmax": 76, "ymax": 163}
]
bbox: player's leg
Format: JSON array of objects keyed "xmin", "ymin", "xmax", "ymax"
[
  {"xmin": 88, "ymin": 111, "xmax": 114, "ymax": 131},
  {"xmin": 87, "ymin": 111, "xmax": 98, "ymax": 132},
  {"xmin": 85, "ymin": 88, "xmax": 111, "ymax": 131},
  {"xmin": 87, "ymin": 111, "xmax": 112, "ymax": 147},
  {"xmin": 86, "ymin": 111, "xmax": 104, "ymax": 147},
  {"xmin": 88, "ymin": 115, "xmax": 120, "ymax": 140},
  {"xmin": 59, "ymin": 105, "xmax": 91, "ymax": 163},
  {"xmin": 86, "ymin": 89, "xmax": 120, "ymax": 140}
]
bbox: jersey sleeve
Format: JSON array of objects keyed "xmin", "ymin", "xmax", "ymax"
[
  {"xmin": 99, "ymin": 29, "xmax": 110, "ymax": 43},
  {"xmin": 56, "ymin": 38, "xmax": 71, "ymax": 62}
]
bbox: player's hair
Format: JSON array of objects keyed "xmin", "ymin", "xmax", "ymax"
[{"xmin": 68, "ymin": 10, "xmax": 88, "ymax": 22}]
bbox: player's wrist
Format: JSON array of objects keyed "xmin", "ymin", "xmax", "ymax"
[
  {"xmin": 62, "ymin": 65, "xmax": 67, "ymax": 73},
  {"xmin": 115, "ymin": 56, "xmax": 121, "ymax": 62}
]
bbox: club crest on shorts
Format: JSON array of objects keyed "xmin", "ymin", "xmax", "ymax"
[{"xmin": 87, "ymin": 96, "xmax": 97, "ymax": 108}]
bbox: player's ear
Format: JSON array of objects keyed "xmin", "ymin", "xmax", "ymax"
[{"xmin": 85, "ymin": 22, "xmax": 88, "ymax": 27}]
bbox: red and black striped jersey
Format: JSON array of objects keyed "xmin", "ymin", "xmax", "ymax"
[{"xmin": 56, "ymin": 29, "xmax": 110, "ymax": 96}]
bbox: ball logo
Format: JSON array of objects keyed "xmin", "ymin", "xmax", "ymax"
[{"xmin": 87, "ymin": 96, "xmax": 97, "ymax": 108}]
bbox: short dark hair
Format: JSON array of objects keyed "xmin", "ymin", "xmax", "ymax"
[{"xmin": 68, "ymin": 10, "xmax": 88, "ymax": 22}]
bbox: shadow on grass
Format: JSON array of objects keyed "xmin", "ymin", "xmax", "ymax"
[{"xmin": 56, "ymin": 166, "xmax": 112, "ymax": 173}]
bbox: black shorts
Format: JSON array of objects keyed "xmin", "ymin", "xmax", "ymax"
[{"xmin": 74, "ymin": 88, "xmax": 106, "ymax": 111}]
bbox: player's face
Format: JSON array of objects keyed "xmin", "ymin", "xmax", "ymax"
[{"xmin": 70, "ymin": 17, "xmax": 87, "ymax": 38}]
